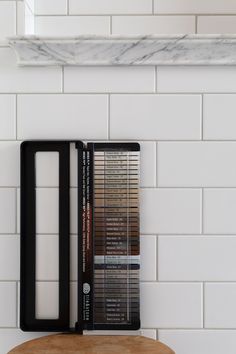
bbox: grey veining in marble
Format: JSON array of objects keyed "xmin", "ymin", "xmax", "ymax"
[{"xmin": 8, "ymin": 35, "xmax": 236, "ymax": 66}]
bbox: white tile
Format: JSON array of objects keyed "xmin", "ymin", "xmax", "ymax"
[
  {"xmin": 141, "ymin": 282, "xmax": 202, "ymax": 328},
  {"xmin": 35, "ymin": 0, "xmax": 67, "ymax": 15},
  {"xmin": 70, "ymin": 143, "xmax": 78, "ymax": 188},
  {"xmin": 204, "ymin": 189, "xmax": 236, "ymax": 234},
  {"xmin": 35, "ymin": 16, "xmax": 110, "ymax": 36},
  {"xmin": 0, "ymin": 236, "xmax": 19, "ymax": 280},
  {"xmin": 16, "ymin": 1, "xmax": 25, "ymax": 35},
  {"xmin": 0, "ymin": 142, "xmax": 20, "ymax": 187},
  {"xmin": 0, "ymin": 282, "xmax": 16, "ymax": 327},
  {"xmin": 83, "ymin": 330, "xmax": 141, "ymax": 335},
  {"xmin": 140, "ymin": 329, "xmax": 157, "ymax": 340},
  {"xmin": 0, "ymin": 330, "xmax": 47, "ymax": 354},
  {"xmin": 35, "ymin": 152, "xmax": 59, "ymax": 187},
  {"xmin": 0, "ymin": 189, "xmax": 16, "ymax": 234},
  {"xmin": 141, "ymin": 189, "xmax": 201, "ymax": 234},
  {"xmin": 35, "ymin": 282, "xmax": 59, "ymax": 319},
  {"xmin": 17, "ymin": 281, "xmax": 19, "ymax": 328},
  {"xmin": 24, "ymin": 1, "xmax": 35, "ymax": 35},
  {"xmin": 158, "ymin": 142, "xmax": 236, "ymax": 187},
  {"xmin": 69, "ymin": 0, "xmax": 152, "ymax": 14},
  {"xmin": 0, "ymin": 95, "xmax": 15, "ymax": 139},
  {"xmin": 157, "ymin": 66, "xmax": 236, "ymax": 93},
  {"xmin": 140, "ymin": 235, "xmax": 156, "ymax": 281},
  {"xmin": 110, "ymin": 95, "xmax": 201, "ymax": 140},
  {"xmin": 198, "ymin": 16, "xmax": 236, "ymax": 34},
  {"xmin": 16, "ymin": 188, "xmax": 20, "ymax": 234},
  {"xmin": 159, "ymin": 236, "xmax": 236, "ymax": 281},
  {"xmin": 70, "ymin": 235, "xmax": 77, "ymax": 281},
  {"xmin": 112, "ymin": 15, "xmax": 195, "ymax": 35},
  {"xmin": 140, "ymin": 142, "xmax": 156, "ymax": 188},
  {"xmin": 159, "ymin": 330, "xmax": 236, "ymax": 354},
  {"xmin": 0, "ymin": 48, "xmax": 61, "ymax": 93},
  {"xmin": 25, "ymin": 0, "xmax": 34, "ymax": 13},
  {"xmin": 19, "ymin": 187, "xmax": 77, "ymax": 236},
  {"xmin": 70, "ymin": 281, "xmax": 77, "ymax": 328},
  {"xmin": 36, "ymin": 235, "xmax": 59, "ymax": 281},
  {"xmin": 17, "ymin": 94, "xmax": 108, "ymax": 140},
  {"xmin": 204, "ymin": 94, "xmax": 236, "ymax": 140},
  {"xmin": 0, "ymin": 1, "xmax": 16, "ymax": 41},
  {"xmin": 64, "ymin": 67, "xmax": 155, "ymax": 93},
  {"xmin": 36, "ymin": 188, "xmax": 59, "ymax": 234},
  {"xmin": 205, "ymin": 283, "xmax": 236, "ymax": 328},
  {"xmin": 154, "ymin": 0, "xmax": 236, "ymax": 14},
  {"xmin": 36, "ymin": 234, "xmax": 77, "ymax": 281},
  {"xmin": 70, "ymin": 188, "xmax": 77, "ymax": 235}
]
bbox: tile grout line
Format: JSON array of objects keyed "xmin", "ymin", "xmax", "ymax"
[
  {"xmin": 3, "ymin": 92, "xmax": 236, "ymax": 96},
  {"xmin": 201, "ymin": 94, "xmax": 204, "ymax": 140},
  {"xmin": 15, "ymin": 188, "xmax": 17, "ymax": 234},
  {"xmin": 31, "ymin": 13, "xmax": 236, "ymax": 17},
  {"xmin": 202, "ymin": 188, "xmax": 204, "ymax": 235},
  {"xmin": 108, "ymin": 94, "xmax": 111, "ymax": 139},
  {"xmin": 156, "ymin": 234, "xmax": 159, "ymax": 281},
  {"xmin": 6, "ymin": 186, "xmax": 236, "ymax": 189},
  {"xmin": 15, "ymin": 0, "xmax": 18, "ymax": 36},
  {"xmin": 5, "ymin": 233, "xmax": 236, "ymax": 237},
  {"xmin": 62, "ymin": 66, "xmax": 65, "ymax": 93},
  {"xmin": 9, "ymin": 138, "xmax": 236, "ymax": 142},
  {"xmin": 154, "ymin": 66, "xmax": 158, "ymax": 93},
  {"xmin": 16, "ymin": 281, "xmax": 18, "ymax": 328},
  {"xmin": 1, "ymin": 279, "xmax": 236, "ymax": 283},
  {"xmin": 110, "ymin": 16, "xmax": 112, "ymax": 34},
  {"xmin": 15, "ymin": 94, "xmax": 18, "ymax": 141},
  {"xmin": 155, "ymin": 141, "xmax": 158, "ymax": 187},
  {"xmin": 203, "ymin": 282, "xmax": 205, "ymax": 329}
]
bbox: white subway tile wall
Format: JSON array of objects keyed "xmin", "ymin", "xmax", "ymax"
[
  {"xmin": 154, "ymin": 0, "xmax": 236, "ymax": 14},
  {"xmin": 140, "ymin": 188, "xmax": 201, "ymax": 234},
  {"xmin": 205, "ymin": 283, "xmax": 236, "ymax": 328},
  {"xmin": 3, "ymin": 0, "xmax": 236, "ymax": 38},
  {"xmin": 19, "ymin": 0, "xmax": 236, "ymax": 35},
  {"xmin": 0, "ymin": 282, "xmax": 17, "ymax": 327},
  {"xmin": 0, "ymin": 1, "xmax": 16, "ymax": 41},
  {"xmin": 64, "ymin": 67, "xmax": 155, "ymax": 93},
  {"xmin": 140, "ymin": 282, "xmax": 203, "ymax": 328},
  {"xmin": 0, "ymin": 95, "xmax": 16, "ymax": 140},
  {"xmin": 159, "ymin": 330, "xmax": 236, "ymax": 354},
  {"xmin": 1, "ymin": 1, "xmax": 236, "ymax": 354},
  {"xmin": 112, "ymin": 15, "xmax": 195, "ymax": 35},
  {"xmin": 198, "ymin": 16, "xmax": 236, "ymax": 34},
  {"xmin": 35, "ymin": 16, "xmax": 110, "ymax": 36},
  {"xmin": 34, "ymin": 0, "xmax": 67, "ymax": 15},
  {"xmin": 110, "ymin": 94, "xmax": 201, "ymax": 140},
  {"xmin": 69, "ymin": 0, "xmax": 153, "ymax": 15}
]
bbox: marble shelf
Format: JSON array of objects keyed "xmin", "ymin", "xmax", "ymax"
[{"xmin": 8, "ymin": 34, "xmax": 236, "ymax": 66}]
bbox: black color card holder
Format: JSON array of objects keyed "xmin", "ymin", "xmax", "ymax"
[{"xmin": 20, "ymin": 140, "xmax": 140, "ymax": 333}]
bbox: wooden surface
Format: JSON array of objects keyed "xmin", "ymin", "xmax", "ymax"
[{"xmin": 8, "ymin": 334, "xmax": 175, "ymax": 354}]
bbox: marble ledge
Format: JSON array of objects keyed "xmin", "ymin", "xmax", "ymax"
[{"xmin": 8, "ymin": 34, "xmax": 236, "ymax": 66}]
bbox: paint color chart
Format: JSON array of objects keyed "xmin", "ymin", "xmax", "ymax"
[
  {"xmin": 83, "ymin": 143, "xmax": 140, "ymax": 330},
  {"xmin": 20, "ymin": 141, "xmax": 140, "ymax": 332}
]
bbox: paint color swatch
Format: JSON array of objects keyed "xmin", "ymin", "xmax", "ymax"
[{"xmin": 82, "ymin": 143, "xmax": 140, "ymax": 330}]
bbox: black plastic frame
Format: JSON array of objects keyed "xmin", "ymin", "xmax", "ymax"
[
  {"xmin": 20, "ymin": 140, "xmax": 140, "ymax": 332},
  {"xmin": 20, "ymin": 141, "xmax": 83, "ymax": 332}
]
